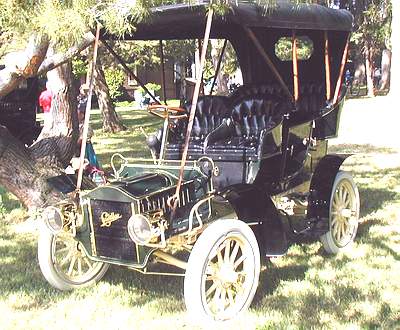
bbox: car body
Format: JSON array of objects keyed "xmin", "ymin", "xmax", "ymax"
[{"xmin": 38, "ymin": 1, "xmax": 359, "ymax": 321}]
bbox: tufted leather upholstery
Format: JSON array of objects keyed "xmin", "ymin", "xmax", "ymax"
[
  {"xmin": 204, "ymin": 90, "xmax": 285, "ymax": 161},
  {"xmin": 165, "ymin": 96, "xmax": 230, "ymax": 159},
  {"xmin": 231, "ymin": 98, "xmax": 283, "ymax": 139},
  {"xmin": 187, "ymin": 95, "xmax": 231, "ymax": 140}
]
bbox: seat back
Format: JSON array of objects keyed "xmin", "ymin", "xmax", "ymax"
[
  {"xmin": 186, "ymin": 95, "xmax": 230, "ymax": 140},
  {"xmin": 231, "ymin": 98, "xmax": 283, "ymax": 140}
]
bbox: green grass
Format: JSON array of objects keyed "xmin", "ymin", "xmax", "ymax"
[{"xmin": 1, "ymin": 97, "xmax": 400, "ymax": 329}]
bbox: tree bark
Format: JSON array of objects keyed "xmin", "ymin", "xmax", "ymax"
[
  {"xmin": 380, "ymin": 49, "xmax": 391, "ymax": 91},
  {"xmin": 0, "ymin": 126, "xmax": 64, "ymax": 210},
  {"xmin": 389, "ymin": 0, "xmax": 400, "ymax": 97},
  {"xmin": 34, "ymin": 62, "xmax": 79, "ymax": 167},
  {"xmin": 364, "ymin": 47, "xmax": 375, "ymax": 97},
  {"xmin": 37, "ymin": 33, "xmax": 95, "ymax": 76},
  {"xmin": 0, "ymin": 62, "xmax": 79, "ymax": 210},
  {"xmin": 93, "ymin": 57, "xmax": 126, "ymax": 133},
  {"xmin": 0, "ymin": 35, "xmax": 49, "ymax": 98}
]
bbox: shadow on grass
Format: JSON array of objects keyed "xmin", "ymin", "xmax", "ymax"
[
  {"xmin": 329, "ymin": 143, "xmax": 397, "ymax": 154},
  {"xmin": 358, "ymin": 187, "xmax": 399, "ymax": 218},
  {"xmin": 102, "ymin": 264, "xmax": 185, "ymax": 312},
  {"xmin": 0, "ymin": 230, "xmax": 74, "ymax": 311}
]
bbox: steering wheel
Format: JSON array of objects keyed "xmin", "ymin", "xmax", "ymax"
[{"xmin": 147, "ymin": 104, "xmax": 187, "ymax": 120}]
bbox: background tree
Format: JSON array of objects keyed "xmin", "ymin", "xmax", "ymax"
[
  {"xmin": 389, "ymin": 0, "xmax": 399, "ymax": 96},
  {"xmin": 0, "ymin": 1, "xmax": 152, "ymax": 209}
]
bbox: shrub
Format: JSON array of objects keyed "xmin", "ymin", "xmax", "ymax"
[{"xmin": 104, "ymin": 68, "xmax": 125, "ymax": 101}]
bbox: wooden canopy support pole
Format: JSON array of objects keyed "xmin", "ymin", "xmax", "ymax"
[
  {"xmin": 324, "ymin": 31, "xmax": 332, "ymax": 101},
  {"xmin": 159, "ymin": 40, "xmax": 167, "ymax": 104},
  {"xmin": 292, "ymin": 31, "xmax": 299, "ymax": 102},
  {"xmin": 245, "ymin": 27, "xmax": 294, "ymax": 104},
  {"xmin": 170, "ymin": 9, "xmax": 214, "ymax": 211},
  {"xmin": 333, "ymin": 34, "xmax": 350, "ymax": 104},
  {"xmin": 101, "ymin": 38, "xmax": 160, "ymax": 105},
  {"xmin": 76, "ymin": 24, "xmax": 101, "ymax": 193},
  {"xmin": 210, "ymin": 39, "xmax": 228, "ymax": 95}
]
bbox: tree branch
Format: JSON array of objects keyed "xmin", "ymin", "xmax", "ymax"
[
  {"xmin": 0, "ymin": 35, "xmax": 49, "ymax": 98},
  {"xmin": 37, "ymin": 32, "xmax": 95, "ymax": 76}
]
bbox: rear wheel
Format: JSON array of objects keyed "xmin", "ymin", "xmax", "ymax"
[
  {"xmin": 38, "ymin": 230, "xmax": 109, "ymax": 290},
  {"xmin": 184, "ymin": 220, "xmax": 260, "ymax": 321},
  {"xmin": 320, "ymin": 171, "xmax": 360, "ymax": 254}
]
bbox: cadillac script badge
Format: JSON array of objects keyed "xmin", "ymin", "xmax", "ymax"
[{"xmin": 100, "ymin": 212, "xmax": 122, "ymax": 227}]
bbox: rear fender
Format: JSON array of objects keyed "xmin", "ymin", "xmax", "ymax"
[
  {"xmin": 308, "ymin": 154, "xmax": 352, "ymax": 225},
  {"xmin": 219, "ymin": 184, "xmax": 287, "ymax": 256}
]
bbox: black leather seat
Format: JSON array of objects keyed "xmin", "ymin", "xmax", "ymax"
[
  {"xmin": 165, "ymin": 95, "xmax": 230, "ymax": 160},
  {"xmin": 204, "ymin": 85, "xmax": 286, "ymax": 161}
]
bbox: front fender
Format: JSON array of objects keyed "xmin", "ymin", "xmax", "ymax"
[{"xmin": 219, "ymin": 184, "xmax": 288, "ymax": 256}]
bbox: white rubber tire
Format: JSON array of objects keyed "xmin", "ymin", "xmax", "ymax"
[
  {"xmin": 320, "ymin": 171, "xmax": 360, "ymax": 254},
  {"xmin": 38, "ymin": 230, "xmax": 109, "ymax": 290},
  {"xmin": 184, "ymin": 219, "xmax": 260, "ymax": 321}
]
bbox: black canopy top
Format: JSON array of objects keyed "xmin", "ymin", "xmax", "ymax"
[{"xmin": 108, "ymin": 1, "xmax": 353, "ymax": 41}]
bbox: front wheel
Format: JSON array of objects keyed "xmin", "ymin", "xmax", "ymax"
[
  {"xmin": 184, "ymin": 219, "xmax": 260, "ymax": 321},
  {"xmin": 320, "ymin": 171, "xmax": 360, "ymax": 254},
  {"xmin": 38, "ymin": 230, "xmax": 109, "ymax": 290}
]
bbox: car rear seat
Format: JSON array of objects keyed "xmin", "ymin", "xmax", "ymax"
[{"xmin": 204, "ymin": 89, "xmax": 286, "ymax": 161}]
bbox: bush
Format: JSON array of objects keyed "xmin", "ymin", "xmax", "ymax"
[
  {"xmin": 137, "ymin": 82, "xmax": 161, "ymax": 96},
  {"xmin": 104, "ymin": 69, "xmax": 125, "ymax": 101}
]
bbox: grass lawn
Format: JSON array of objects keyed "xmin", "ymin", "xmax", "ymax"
[{"xmin": 1, "ymin": 96, "xmax": 400, "ymax": 329}]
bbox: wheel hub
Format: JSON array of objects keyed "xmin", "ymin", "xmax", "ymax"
[{"xmin": 216, "ymin": 264, "xmax": 238, "ymax": 287}]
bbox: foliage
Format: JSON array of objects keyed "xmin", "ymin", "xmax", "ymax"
[
  {"xmin": 275, "ymin": 36, "xmax": 314, "ymax": 61},
  {"xmin": 137, "ymin": 82, "xmax": 161, "ymax": 95},
  {"xmin": 104, "ymin": 68, "xmax": 125, "ymax": 101},
  {"xmin": 72, "ymin": 56, "xmax": 88, "ymax": 79}
]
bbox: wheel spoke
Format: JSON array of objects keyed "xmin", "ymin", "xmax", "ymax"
[
  {"xmin": 83, "ymin": 257, "xmax": 94, "ymax": 270},
  {"xmin": 67, "ymin": 255, "xmax": 77, "ymax": 276},
  {"xmin": 77, "ymin": 257, "xmax": 82, "ymax": 276},
  {"xmin": 230, "ymin": 241, "xmax": 240, "ymax": 265},
  {"xmin": 213, "ymin": 286, "xmax": 222, "ymax": 308},
  {"xmin": 206, "ymin": 282, "xmax": 218, "ymax": 298},
  {"xmin": 59, "ymin": 250, "xmax": 74, "ymax": 267},
  {"xmin": 224, "ymin": 240, "xmax": 231, "ymax": 264},
  {"xmin": 342, "ymin": 188, "xmax": 348, "ymax": 205},
  {"xmin": 220, "ymin": 289, "xmax": 227, "ymax": 311},
  {"xmin": 217, "ymin": 250, "xmax": 223, "ymax": 268},
  {"xmin": 227, "ymin": 288, "xmax": 235, "ymax": 306},
  {"xmin": 233, "ymin": 254, "xmax": 247, "ymax": 270}
]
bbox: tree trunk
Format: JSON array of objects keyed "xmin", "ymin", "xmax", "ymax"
[
  {"xmin": 364, "ymin": 47, "xmax": 375, "ymax": 97},
  {"xmin": 210, "ymin": 39, "xmax": 229, "ymax": 95},
  {"xmin": 0, "ymin": 34, "xmax": 96, "ymax": 210},
  {"xmin": 93, "ymin": 57, "xmax": 126, "ymax": 133},
  {"xmin": 354, "ymin": 55, "xmax": 366, "ymax": 86},
  {"xmin": 0, "ymin": 62, "xmax": 80, "ymax": 210},
  {"xmin": 380, "ymin": 49, "xmax": 391, "ymax": 91},
  {"xmin": 0, "ymin": 126, "xmax": 64, "ymax": 209},
  {"xmin": 34, "ymin": 62, "xmax": 79, "ymax": 167},
  {"xmin": 389, "ymin": 0, "xmax": 400, "ymax": 97}
]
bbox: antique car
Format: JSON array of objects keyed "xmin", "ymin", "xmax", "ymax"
[
  {"xmin": 0, "ymin": 70, "xmax": 41, "ymax": 145},
  {"xmin": 38, "ymin": 2, "xmax": 359, "ymax": 321}
]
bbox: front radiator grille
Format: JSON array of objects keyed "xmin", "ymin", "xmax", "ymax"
[
  {"xmin": 90, "ymin": 199, "xmax": 137, "ymax": 262},
  {"xmin": 138, "ymin": 181, "xmax": 196, "ymax": 214}
]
